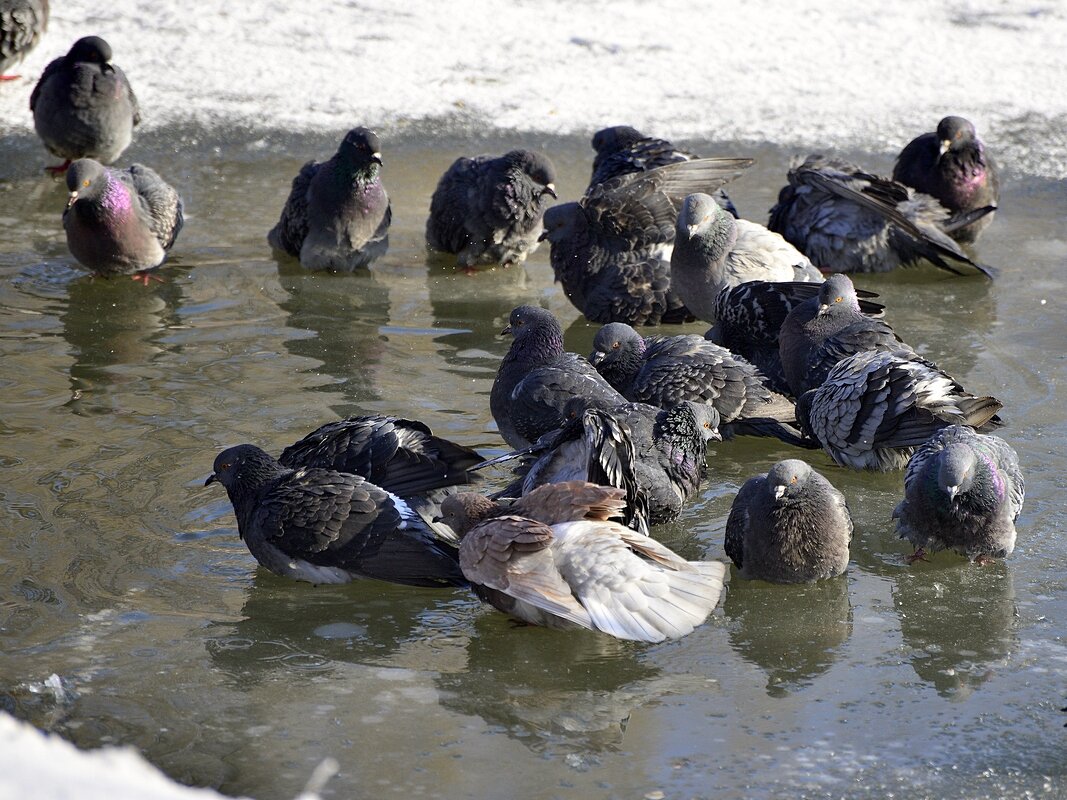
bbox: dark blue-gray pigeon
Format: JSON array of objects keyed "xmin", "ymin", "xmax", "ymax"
[
  {"xmin": 588, "ymin": 125, "xmax": 739, "ymax": 217},
  {"xmin": 440, "ymin": 481, "xmax": 727, "ymax": 642},
  {"xmin": 893, "ymin": 116, "xmax": 999, "ymax": 244},
  {"xmin": 426, "ymin": 149, "xmax": 557, "ymax": 269},
  {"xmin": 706, "ymin": 279, "xmax": 884, "ymax": 395},
  {"xmin": 63, "ymin": 158, "xmax": 183, "ymax": 282},
  {"xmin": 489, "ymin": 304, "xmax": 627, "ymax": 449},
  {"xmin": 0, "ymin": 0, "xmax": 48, "ymax": 79},
  {"xmin": 589, "ymin": 322, "xmax": 810, "ymax": 447},
  {"xmin": 277, "ymin": 414, "xmax": 484, "ymax": 539},
  {"xmin": 768, "ymin": 155, "xmax": 995, "ymax": 277},
  {"xmin": 670, "ymin": 193, "xmax": 823, "ymax": 324},
  {"xmin": 205, "ymin": 444, "xmax": 466, "ymax": 588},
  {"xmin": 268, "ymin": 127, "xmax": 391, "ymax": 271},
  {"xmin": 542, "ymin": 157, "xmax": 754, "ymax": 326},
  {"xmin": 796, "ymin": 349, "xmax": 1003, "ymax": 471},
  {"xmin": 778, "ymin": 273, "xmax": 911, "ymax": 397},
  {"xmin": 724, "ymin": 459, "xmax": 852, "ymax": 583},
  {"xmin": 30, "ymin": 35, "xmax": 140, "ymax": 173},
  {"xmin": 893, "ymin": 425, "xmax": 1023, "ymax": 564}
]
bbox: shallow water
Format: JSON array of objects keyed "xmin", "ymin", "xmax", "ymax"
[{"xmin": 0, "ymin": 127, "xmax": 1065, "ymax": 799}]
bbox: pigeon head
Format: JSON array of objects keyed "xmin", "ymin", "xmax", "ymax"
[
  {"xmin": 338, "ymin": 127, "xmax": 383, "ymax": 168},
  {"xmin": 589, "ymin": 322, "xmax": 644, "ymax": 390},
  {"xmin": 539, "ymin": 202, "xmax": 584, "ymax": 243},
  {"xmin": 507, "ymin": 150, "xmax": 557, "ymax": 197},
  {"xmin": 816, "ymin": 273, "xmax": 859, "ymax": 317},
  {"xmin": 766, "ymin": 459, "xmax": 813, "ymax": 501},
  {"xmin": 935, "ymin": 442, "xmax": 979, "ymax": 501},
  {"xmin": 501, "ymin": 304, "xmax": 561, "ymax": 340},
  {"xmin": 677, "ymin": 192, "xmax": 733, "ymax": 252},
  {"xmin": 205, "ymin": 444, "xmax": 283, "ymax": 494},
  {"xmin": 438, "ymin": 492, "xmax": 497, "ymax": 537},
  {"xmin": 67, "ymin": 36, "xmax": 113, "ymax": 66},
  {"xmin": 682, "ymin": 401, "xmax": 722, "ymax": 442},
  {"xmin": 591, "ymin": 125, "xmax": 645, "ymax": 156},
  {"xmin": 936, "ymin": 116, "xmax": 978, "ymax": 157},
  {"xmin": 64, "ymin": 159, "xmax": 109, "ymax": 209}
]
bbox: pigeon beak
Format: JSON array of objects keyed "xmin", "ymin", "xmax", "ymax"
[
  {"xmin": 500, "ymin": 323, "xmax": 513, "ymax": 335},
  {"xmin": 590, "ymin": 351, "xmax": 606, "ymax": 365},
  {"xmin": 204, "ymin": 473, "xmax": 218, "ymax": 486},
  {"xmin": 538, "ymin": 228, "xmax": 550, "ymax": 242},
  {"xmin": 370, "ymin": 152, "xmax": 383, "ymax": 165},
  {"xmin": 709, "ymin": 428, "xmax": 722, "ymax": 442},
  {"xmin": 938, "ymin": 139, "xmax": 952, "ymax": 157},
  {"xmin": 685, "ymin": 223, "xmax": 700, "ymax": 239},
  {"xmin": 946, "ymin": 484, "xmax": 960, "ymax": 500},
  {"xmin": 66, "ymin": 191, "xmax": 78, "ymax": 210},
  {"xmin": 544, "ymin": 183, "xmax": 557, "ymax": 199},
  {"xmin": 817, "ymin": 303, "xmax": 830, "ymax": 316},
  {"xmin": 773, "ymin": 484, "xmax": 786, "ymax": 500}
]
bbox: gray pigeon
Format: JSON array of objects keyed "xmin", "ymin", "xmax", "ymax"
[
  {"xmin": 893, "ymin": 116, "xmax": 999, "ymax": 244},
  {"xmin": 30, "ymin": 35, "xmax": 140, "ymax": 173},
  {"xmin": 205, "ymin": 444, "xmax": 466, "ymax": 588},
  {"xmin": 268, "ymin": 127, "xmax": 391, "ymax": 271},
  {"xmin": 724, "ymin": 459, "xmax": 852, "ymax": 583},
  {"xmin": 706, "ymin": 279, "xmax": 885, "ymax": 395},
  {"xmin": 63, "ymin": 158, "xmax": 183, "ymax": 282},
  {"xmin": 490, "ymin": 305, "xmax": 627, "ymax": 449},
  {"xmin": 767, "ymin": 155, "xmax": 994, "ymax": 277},
  {"xmin": 426, "ymin": 149, "xmax": 557, "ymax": 268},
  {"xmin": 542, "ymin": 157, "xmax": 754, "ymax": 326},
  {"xmin": 441, "ymin": 481, "xmax": 727, "ymax": 642},
  {"xmin": 588, "ymin": 125, "xmax": 739, "ymax": 217},
  {"xmin": 893, "ymin": 425, "xmax": 1023, "ymax": 564},
  {"xmin": 589, "ymin": 322, "xmax": 810, "ymax": 446},
  {"xmin": 0, "ymin": 0, "xmax": 48, "ymax": 79},
  {"xmin": 670, "ymin": 193, "xmax": 823, "ymax": 324},
  {"xmin": 796, "ymin": 349, "xmax": 1003, "ymax": 471},
  {"xmin": 778, "ymin": 273, "xmax": 911, "ymax": 397}
]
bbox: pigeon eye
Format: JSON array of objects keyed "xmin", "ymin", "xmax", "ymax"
[
  {"xmin": 834, "ymin": 296, "xmax": 842, "ymax": 303},
  {"xmin": 612, "ymin": 342, "xmax": 620, "ymax": 349},
  {"xmin": 703, "ymin": 422, "xmax": 711, "ymax": 429},
  {"xmin": 83, "ymin": 179, "xmax": 90, "ymax": 187},
  {"xmin": 790, "ymin": 475, "xmax": 797, "ymax": 483}
]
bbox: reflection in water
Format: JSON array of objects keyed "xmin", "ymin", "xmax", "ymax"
[
  {"xmin": 276, "ymin": 262, "xmax": 391, "ymax": 407},
  {"xmin": 892, "ymin": 562, "xmax": 1016, "ymax": 698},
  {"xmin": 723, "ymin": 575, "xmax": 853, "ymax": 696},
  {"xmin": 59, "ymin": 273, "xmax": 186, "ymax": 415}
]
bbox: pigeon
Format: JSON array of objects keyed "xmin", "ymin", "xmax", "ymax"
[
  {"xmin": 490, "ymin": 304, "xmax": 626, "ymax": 449},
  {"xmin": 796, "ymin": 349, "xmax": 1003, "ymax": 471},
  {"xmin": 778, "ymin": 273, "xmax": 911, "ymax": 397},
  {"xmin": 277, "ymin": 414, "xmax": 484, "ymax": 539},
  {"xmin": 767, "ymin": 155, "xmax": 995, "ymax": 277},
  {"xmin": 542, "ymin": 157, "xmax": 754, "ymax": 326},
  {"xmin": 894, "ymin": 426, "xmax": 1023, "ymax": 565},
  {"xmin": 426, "ymin": 149, "xmax": 557, "ymax": 268},
  {"xmin": 588, "ymin": 125, "xmax": 739, "ymax": 217},
  {"xmin": 62, "ymin": 158, "xmax": 183, "ymax": 282},
  {"xmin": 893, "ymin": 116, "xmax": 999, "ymax": 244},
  {"xmin": 204, "ymin": 444, "xmax": 466, "ymax": 588},
  {"xmin": 268, "ymin": 127, "xmax": 391, "ymax": 271},
  {"xmin": 0, "ymin": 0, "xmax": 48, "ymax": 80},
  {"xmin": 670, "ymin": 192, "xmax": 823, "ymax": 324},
  {"xmin": 589, "ymin": 322, "xmax": 809, "ymax": 446},
  {"xmin": 479, "ymin": 397, "xmax": 721, "ymax": 530},
  {"xmin": 440, "ymin": 481, "xmax": 728, "ymax": 642},
  {"xmin": 706, "ymin": 279, "xmax": 884, "ymax": 395},
  {"xmin": 724, "ymin": 459, "xmax": 852, "ymax": 583},
  {"xmin": 30, "ymin": 35, "xmax": 140, "ymax": 173}
]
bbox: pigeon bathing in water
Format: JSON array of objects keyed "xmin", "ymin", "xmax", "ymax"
[
  {"xmin": 589, "ymin": 322, "xmax": 809, "ymax": 446},
  {"xmin": 0, "ymin": 0, "xmax": 48, "ymax": 80},
  {"xmin": 893, "ymin": 425, "xmax": 1023, "ymax": 565},
  {"xmin": 588, "ymin": 125, "xmax": 739, "ymax": 217},
  {"xmin": 725, "ymin": 459, "xmax": 853, "ymax": 583},
  {"xmin": 894, "ymin": 116, "xmax": 999, "ymax": 244},
  {"xmin": 542, "ymin": 157, "xmax": 754, "ymax": 326},
  {"xmin": 426, "ymin": 149, "xmax": 557, "ymax": 269},
  {"xmin": 62, "ymin": 158, "xmax": 183, "ymax": 283},
  {"xmin": 670, "ymin": 193, "xmax": 823, "ymax": 324},
  {"xmin": 796, "ymin": 349, "xmax": 1003, "ymax": 471},
  {"xmin": 268, "ymin": 127, "xmax": 391, "ymax": 271},
  {"xmin": 31, "ymin": 35, "xmax": 140, "ymax": 173},
  {"xmin": 768, "ymin": 155, "xmax": 994, "ymax": 278},
  {"xmin": 490, "ymin": 304, "xmax": 626, "ymax": 449},
  {"xmin": 440, "ymin": 481, "xmax": 728, "ymax": 642},
  {"xmin": 205, "ymin": 444, "xmax": 466, "ymax": 588}
]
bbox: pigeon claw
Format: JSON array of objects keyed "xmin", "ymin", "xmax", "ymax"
[
  {"xmin": 0, "ymin": 74, "xmax": 21, "ymax": 82},
  {"xmin": 974, "ymin": 554, "xmax": 996, "ymax": 567},
  {"xmin": 45, "ymin": 160, "xmax": 73, "ymax": 177},
  {"xmin": 904, "ymin": 547, "xmax": 928, "ymax": 565},
  {"xmin": 130, "ymin": 271, "xmax": 164, "ymax": 286}
]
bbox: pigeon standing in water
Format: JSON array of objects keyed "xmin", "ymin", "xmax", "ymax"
[
  {"xmin": 63, "ymin": 158, "xmax": 183, "ymax": 283},
  {"xmin": 670, "ymin": 192, "xmax": 823, "ymax": 324},
  {"xmin": 588, "ymin": 125, "xmax": 739, "ymax": 217},
  {"xmin": 30, "ymin": 35, "xmax": 140, "ymax": 173},
  {"xmin": 725, "ymin": 459, "xmax": 852, "ymax": 583},
  {"xmin": 205, "ymin": 444, "xmax": 466, "ymax": 588},
  {"xmin": 0, "ymin": 0, "xmax": 48, "ymax": 80},
  {"xmin": 426, "ymin": 149, "xmax": 557, "ymax": 269},
  {"xmin": 893, "ymin": 116, "xmax": 999, "ymax": 244},
  {"xmin": 268, "ymin": 127, "xmax": 391, "ymax": 271},
  {"xmin": 894, "ymin": 426, "xmax": 1023, "ymax": 565},
  {"xmin": 768, "ymin": 155, "xmax": 994, "ymax": 277}
]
